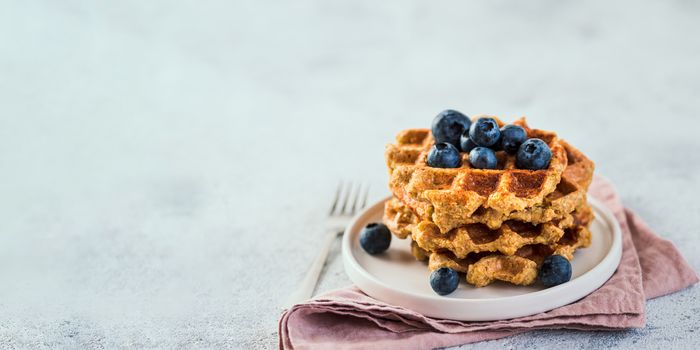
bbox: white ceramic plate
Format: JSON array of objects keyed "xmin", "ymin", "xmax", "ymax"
[{"xmin": 342, "ymin": 196, "xmax": 622, "ymax": 321}]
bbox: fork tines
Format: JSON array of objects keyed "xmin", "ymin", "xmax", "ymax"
[{"xmin": 330, "ymin": 182, "xmax": 369, "ymax": 216}]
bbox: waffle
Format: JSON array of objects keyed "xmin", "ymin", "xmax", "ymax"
[
  {"xmin": 410, "ymin": 223, "xmax": 592, "ymax": 287},
  {"xmin": 385, "ymin": 194, "xmax": 593, "ymax": 256},
  {"xmin": 386, "ymin": 123, "xmax": 594, "ymax": 232},
  {"xmin": 412, "ymin": 205, "xmax": 593, "ymax": 258},
  {"xmin": 386, "ymin": 194, "xmax": 594, "ymax": 287},
  {"xmin": 383, "ymin": 196, "xmax": 419, "ymax": 239},
  {"xmin": 383, "ymin": 116, "xmax": 595, "ymax": 288}
]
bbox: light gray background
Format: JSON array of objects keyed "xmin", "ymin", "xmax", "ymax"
[{"xmin": 0, "ymin": 0, "xmax": 698, "ymax": 349}]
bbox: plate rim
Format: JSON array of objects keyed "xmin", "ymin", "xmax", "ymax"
[{"xmin": 341, "ymin": 195, "xmax": 623, "ymax": 320}]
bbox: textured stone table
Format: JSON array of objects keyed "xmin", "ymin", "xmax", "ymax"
[{"xmin": 1, "ymin": 1, "xmax": 698, "ymax": 349}]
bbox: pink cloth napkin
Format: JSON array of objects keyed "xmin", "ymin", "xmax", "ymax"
[{"xmin": 279, "ymin": 177, "xmax": 698, "ymax": 350}]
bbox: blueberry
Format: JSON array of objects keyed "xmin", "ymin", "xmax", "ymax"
[
  {"xmin": 431, "ymin": 110, "xmax": 471, "ymax": 149},
  {"xmin": 459, "ymin": 132, "xmax": 478, "ymax": 153},
  {"xmin": 359, "ymin": 223, "xmax": 391, "ymax": 255},
  {"xmin": 468, "ymin": 147, "xmax": 497, "ymax": 169},
  {"xmin": 427, "ymin": 142, "xmax": 461, "ymax": 168},
  {"xmin": 468, "ymin": 117, "xmax": 501, "ymax": 147},
  {"xmin": 516, "ymin": 139, "xmax": 552, "ymax": 170},
  {"xmin": 500, "ymin": 125, "xmax": 527, "ymax": 154},
  {"xmin": 538, "ymin": 255, "xmax": 572, "ymax": 287},
  {"xmin": 430, "ymin": 267, "xmax": 460, "ymax": 295}
]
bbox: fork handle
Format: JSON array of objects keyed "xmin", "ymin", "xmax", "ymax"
[{"xmin": 283, "ymin": 231, "xmax": 340, "ymax": 309}]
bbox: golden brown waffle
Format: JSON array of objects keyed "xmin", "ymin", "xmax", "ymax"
[
  {"xmin": 386, "ymin": 122, "xmax": 594, "ymax": 232},
  {"xmin": 410, "ymin": 223, "xmax": 592, "ymax": 287},
  {"xmin": 412, "ymin": 205, "xmax": 592, "ymax": 258},
  {"xmin": 386, "ymin": 194, "xmax": 593, "ymax": 257},
  {"xmin": 383, "ymin": 196, "xmax": 418, "ymax": 239},
  {"xmin": 387, "ymin": 193, "xmax": 594, "ymax": 287},
  {"xmin": 383, "ymin": 116, "xmax": 595, "ymax": 288}
]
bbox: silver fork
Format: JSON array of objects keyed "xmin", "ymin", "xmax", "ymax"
[{"xmin": 283, "ymin": 182, "xmax": 369, "ymax": 309}]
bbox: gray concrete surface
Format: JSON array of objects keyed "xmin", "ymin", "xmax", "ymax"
[{"xmin": 0, "ymin": 0, "xmax": 699, "ymax": 349}]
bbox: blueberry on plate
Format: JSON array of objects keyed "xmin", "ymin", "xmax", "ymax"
[
  {"xmin": 516, "ymin": 138, "xmax": 552, "ymax": 170},
  {"xmin": 468, "ymin": 117, "xmax": 501, "ymax": 147},
  {"xmin": 468, "ymin": 147, "xmax": 498, "ymax": 169},
  {"xmin": 459, "ymin": 132, "xmax": 478, "ymax": 153},
  {"xmin": 359, "ymin": 223, "xmax": 391, "ymax": 255},
  {"xmin": 431, "ymin": 110, "xmax": 471, "ymax": 149},
  {"xmin": 500, "ymin": 124, "xmax": 527, "ymax": 154},
  {"xmin": 430, "ymin": 267, "xmax": 460, "ymax": 295},
  {"xmin": 427, "ymin": 142, "xmax": 462, "ymax": 168},
  {"xmin": 538, "ymin": 255, "xmax": 572, "ymax": 287}
]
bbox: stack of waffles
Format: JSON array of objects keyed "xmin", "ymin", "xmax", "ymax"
[{"xmin": 382, "ymin": 117, "xmax": 595, "ymax": 287}]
